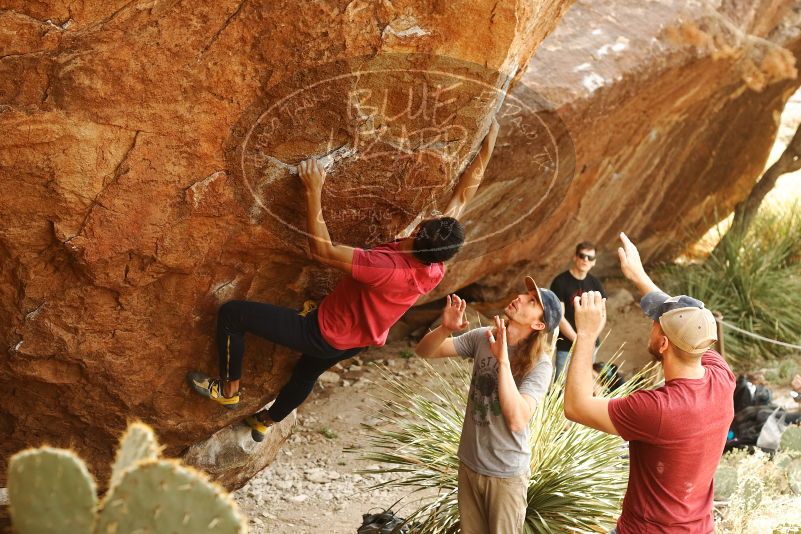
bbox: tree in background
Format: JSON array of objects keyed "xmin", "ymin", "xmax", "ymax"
[{"xmin": 713, "ymin": 118, "xmax": 801, "ymax": 256}]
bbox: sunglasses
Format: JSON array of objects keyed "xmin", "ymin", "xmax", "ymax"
[{"xmin": 577, "ymin": 252, "xmax": 596, "ymax": 261}]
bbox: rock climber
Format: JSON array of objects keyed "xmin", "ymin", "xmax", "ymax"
[{"xmin": 188, "ymin": 118, "xmax": 500, "ymax": 442}]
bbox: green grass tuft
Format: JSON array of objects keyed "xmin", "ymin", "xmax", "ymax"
[
  {"xmin": 318, "ymin": 427, "xmax": 337, "ymax": 440},
  {"xmin": 399, "ymin": 349, "xmax": 415, "ymax": 359}
]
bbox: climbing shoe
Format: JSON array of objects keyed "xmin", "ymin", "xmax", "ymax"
[
  {"xmin": 244, "ymin": 414, "xmax": 271, "ymax": 442},
  {"xmin": 187, "ymin": 371, "xmax": 240, "ymax": 410},
  {"xmin": 298, "ymin": 299, "xmax": 318, "ymax": 317}
]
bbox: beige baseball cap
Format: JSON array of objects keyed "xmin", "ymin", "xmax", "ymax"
[
  {"xmin": 660, "ymin": 307, "xmax": 718, "ymax": 354},
  {"xmin": 641, "ymin": 291, "xmax": 718, "ymax": 354}
]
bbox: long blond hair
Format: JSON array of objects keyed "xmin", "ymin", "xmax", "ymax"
[{"xmin": 509, "ymin": 328, "xmax": 548, "ymax": 384}]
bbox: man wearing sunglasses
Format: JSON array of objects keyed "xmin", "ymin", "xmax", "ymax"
[{"xmin": 550, "ymin": 241, "xmax": 606, "ymax": 380}]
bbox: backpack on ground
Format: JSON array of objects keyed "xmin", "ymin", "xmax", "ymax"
[
  {"xmin": 730, "ymin": 405, "xmax": 781, "ymax": 446},
  {"xmin": 357, "ymin": 510, "xmax": 409, "ymax": 534},
  {"xmin": 733, "ymin": 375, "xmax": 772, "ymax": 413}
]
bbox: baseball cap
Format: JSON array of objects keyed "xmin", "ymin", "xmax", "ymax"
[
  {"xmin": 524, "ymin": 276, "xmax": 563, "ymax": 332},
  {"xmin": 640, "ymin": 291, "xmax": 718, "ymax": 354}
]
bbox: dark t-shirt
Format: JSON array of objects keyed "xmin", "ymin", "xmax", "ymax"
[
  {"xmin": 608, "ymin": 351, "xmax": 736, "ymax": 533},
  {"xmin": 549, "ymin": 270, "xmax": 606, "ymax": 351}
]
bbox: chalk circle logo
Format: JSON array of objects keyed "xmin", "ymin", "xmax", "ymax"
[{"xmin": 238, "ymin": 53, "xmax": 574, "ymax": 263}]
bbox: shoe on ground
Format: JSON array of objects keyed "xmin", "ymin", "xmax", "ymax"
[
  {"xmin": 244, "ymin": 415, "xmax": 271, "ymax": 442},
  {"xmin": 187, "ymin": 371, "xmax": 240, "ymax": 410}
]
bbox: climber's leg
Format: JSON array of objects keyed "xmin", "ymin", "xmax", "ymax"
[
  {"xmin": 189, "ymin": 300, "xmax": 331, "ymax": 407},
  {"xmin": 245, "ymin": 348, "xmax": 361, "ymax": 442}
]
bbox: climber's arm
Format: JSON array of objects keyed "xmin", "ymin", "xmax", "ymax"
[
  {"xmin": 443, "ymin": 118, "xmax": 499, "ymax": 219},
  {"xmin": 299, "ymin": 159, "xmax": 355, "ymax": 274}
]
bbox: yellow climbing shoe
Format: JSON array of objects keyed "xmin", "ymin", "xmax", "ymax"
[
  {"xmin": 187, "ymin": 372, "xmax": 240, "ymax": 410},
  {"xmin": 244, "ymin": 414, "xmax": 271, "ymax": 442},
  {"xmin": 298, "ymin": 299, "xmax": 318, "ymax": 317}
]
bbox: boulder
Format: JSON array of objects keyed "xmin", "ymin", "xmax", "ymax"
[
  {"xmin": 0, "ymin": 0, "xmax": 572, "ymax": 487},
  {"xmin": 439, "ymin": 0, "xmax": 801, "ymax": 301},
  {"xmin": 0, "ymin": 489, "xmax": 8, "ymax": 534},
  {"xmin": 182, "ymin": 410, "xmax": 296, "ymax": 489}
]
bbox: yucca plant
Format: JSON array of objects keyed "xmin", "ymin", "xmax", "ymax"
[
  {"xmin": 352, "ymin": 347, "xmax": 659, "ymax": 533},
  {"xmin": 658, "ymin": 203, "xmax": 801, "ymax": 367}
]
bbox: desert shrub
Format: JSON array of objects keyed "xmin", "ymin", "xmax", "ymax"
[{"xmin": 715, "ymin": 448, "xmax": 801, "ymax": 533}]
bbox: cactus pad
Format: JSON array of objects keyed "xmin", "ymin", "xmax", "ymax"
[
  {"xmin": 95, "ymin": 460, "xmax": 246, "ymax": 534},
  {"xmin": 8, "ymin": 447, "xmax": 97, "ymax": 534},
  {"xmin": 780, "ymin": 425, "xmax": 801, "ymax": 453},
  {"xmin": 735, "ymin": 475, "xmax": 764, "ymax": 515},
  {"xmin": 782, "ymin": 456, "xmax": 801, "ymax": 495},
  {"xmin": 110, "ymin": 421, "xmax": 161, "ymax": 487},
  {"xmin": 714, "ymin": 464, "xmax": 738, "ymax": 500}
]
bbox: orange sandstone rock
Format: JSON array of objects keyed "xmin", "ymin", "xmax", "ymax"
[{"xmin": 0, "ymin": 0, "xmax": 572, "ymax": 488}]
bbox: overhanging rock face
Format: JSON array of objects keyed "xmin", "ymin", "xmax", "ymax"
[
  {"xmin": 439, "ymin": 0, "xmax": 801, "ymax": 301},
  {"xmin": 0, "ymin": 0, "xmax": 573, "ymax": 487}
]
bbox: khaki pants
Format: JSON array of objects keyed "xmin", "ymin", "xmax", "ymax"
[{"xmin": 457, "ymin": 462, "xmax": 528, "ymax": 534}]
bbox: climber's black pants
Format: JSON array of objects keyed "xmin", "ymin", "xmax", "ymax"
[{"xmin": 216, "ymin": 300, "xmax": 363, "ymax": 422}]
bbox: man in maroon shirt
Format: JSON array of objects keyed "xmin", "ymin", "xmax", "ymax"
[
  {"xmin": 188, "ymin": 119, "xmax": 499, "ymax": 442},
  {"xmin": 564, "ymin": 232, "xmax": 735, "ymax": 533}
]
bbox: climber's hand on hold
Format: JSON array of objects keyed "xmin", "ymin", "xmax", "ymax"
[{"xmin": 299, "ymin": 159, "xmax": 326, "ymax": 195}]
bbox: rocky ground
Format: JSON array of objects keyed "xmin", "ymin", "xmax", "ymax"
[{"xmin": 232, "ymin": 354, "xmax": 454, "ymax": 534}]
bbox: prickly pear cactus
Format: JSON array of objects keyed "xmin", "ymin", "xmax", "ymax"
[
  {"xmin": 7, "ymin": 424, "xmax": 247, "ymax": 534},
  {"xmin": 714, "ymin": 464, "xmax": 738, "ymax": 500},
  {"xmin": 110, "ymin": 421, "xmax": 161, "ymax": 487},
  {"xmin": 781, "ymin": 455, "xmax": 801, "ymax": 495},
  {"xmin": 780, "ymin": 425, "xmax": 801, "ymax": 453},
  {"xmin": 95, "ymin": 460, "xmax": 246, "ymax": 534},
  {"xmin": 8, "ymin": 447, "xmax": 97, "ymax": 534},
  {"xmin": 735, "ymin": 474, "xmax": 764, "ymax": 516}
]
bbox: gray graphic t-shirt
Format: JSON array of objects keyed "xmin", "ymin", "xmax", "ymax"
[{"xmin": 453, "ymin": 327, "xmax": 553, "ymax": 477}]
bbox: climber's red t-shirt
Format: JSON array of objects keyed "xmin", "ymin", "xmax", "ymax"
[
  {"xmin": 317, "ymin": 241, "xmax": 445, "ymax": 350},
  {"xmin": 608, "ymin": 350, "xmax": 735, "ymax": 534}
]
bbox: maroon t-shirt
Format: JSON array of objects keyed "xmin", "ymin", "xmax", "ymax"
[{"xmin": 608, "ymin": 350, "xmax": 735, "ymax": 533}]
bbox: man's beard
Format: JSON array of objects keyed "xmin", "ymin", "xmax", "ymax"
[{"xmin": 648, "ymin": 340, "xmax": 663, "ymax": 362}]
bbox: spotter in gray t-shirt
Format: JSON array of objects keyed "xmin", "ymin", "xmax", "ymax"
[{"xmin": 453, "ymin": 327, "xmax": 553, "ymax": 478}]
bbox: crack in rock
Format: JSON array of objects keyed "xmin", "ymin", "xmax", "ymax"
[
  {"xmin": 198, "ymin": 0, "xmax": 249, "ymax": 57},
  {"xmin": 66, "ymin": 131, "xmax": 141, "ymax": 242}
]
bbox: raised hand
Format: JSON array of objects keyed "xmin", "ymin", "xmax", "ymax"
[
  {"xmin": 574, "ymin": 291, "xmax": 606, "ymax": 339},
  {"xmin": 442, "ymin": 294, "xmax": 469, "ymax": 332},
  {"xmin": 298, "ymin": 158, "xmax": 326, "ymax": 193},
  {"xmin": 486, "ymin": 315, "xmax": 508, "ymax": 363},
  {"xmin": 617, "ymin": 232, "xmax": 646, "ymax": 282},
  {"xmin": 792, "ymin": 374, "xmax": 801, "ymax": 394},
  {"xmin": 617, "ymin": 232, "xmax": 659, "ymax": 295}
]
